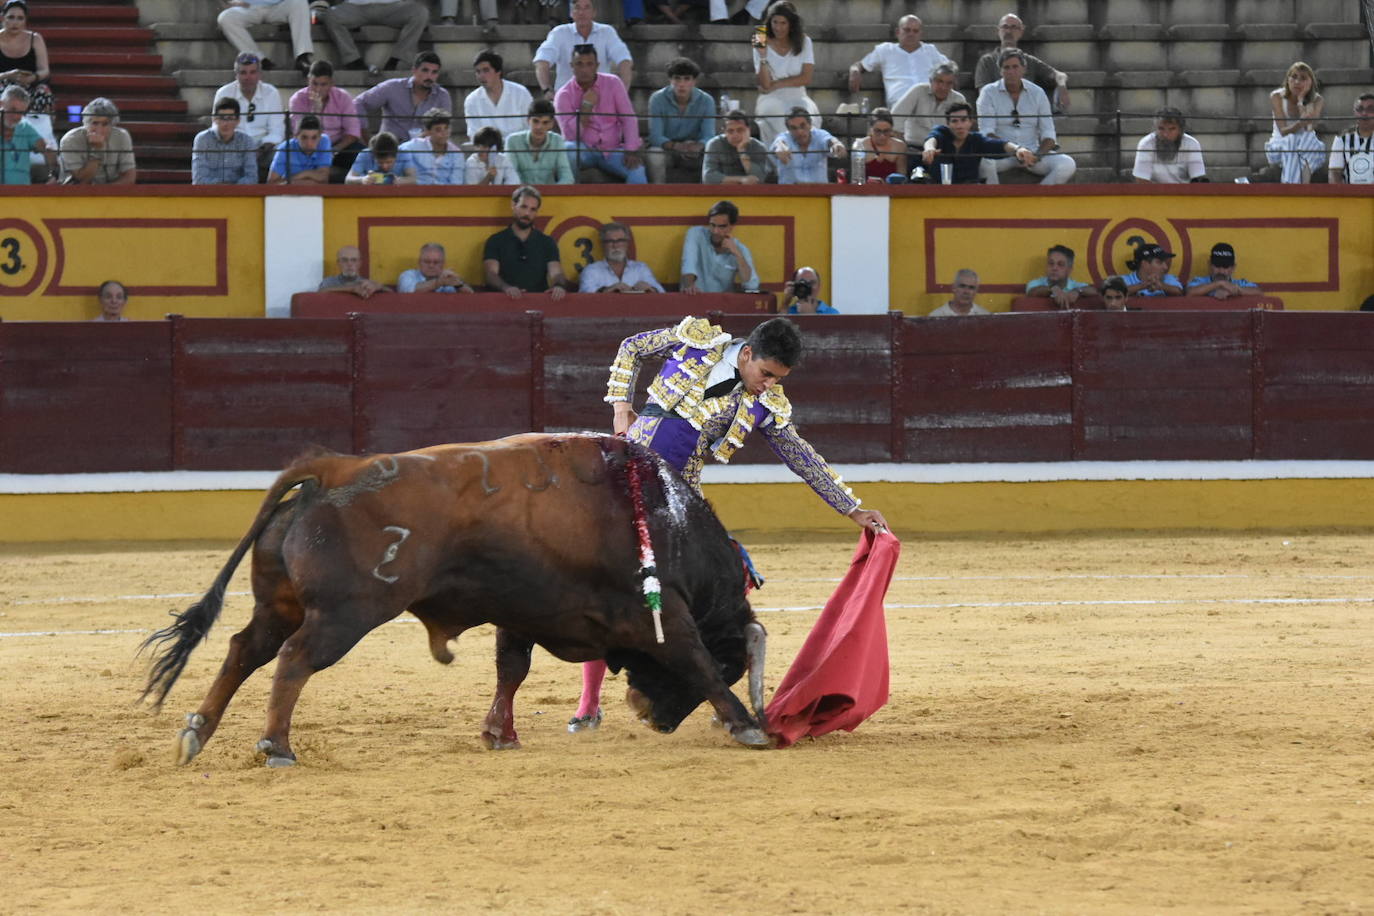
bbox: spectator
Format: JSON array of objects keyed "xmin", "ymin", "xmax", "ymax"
[
  {"xmin": 464, "ymin": 126, "xmax": 519, "ymax": 184},
  {"xmin": 783, "ymin": 265, "xmax": 837, "ymax": 314},
  {"xmin": 1360, "ymin": 294, "xmax": 1374, "ymax": 312},
  {"xmin": 847, "ymin": 15, "xmax": 950, "ymax": 109},
  {"xmin": 214, "ymin": 52, "xmax": 284, "ymax": 180},
  {"xmin": 534, "ymin": 0, "xmax": 632, "ymax": 94},
  {"xmin": 645, "ymin": 56, "xmax": 714, "ymax": 184},
  {"xmin": 708, "ymin": 0, "xmax": 765, "ymax": 25},
  {"xmin": 1101, "ymin": 276, "xmax": 1129, "ymax": 311},
  {"xmin": 192, "ymin": 97, "xmax": 258, "ymax": 185},
  {"xmin": 94, "ymin": 280, "xmax": 129, "ymax": 321},
  {"xmin": 483, "ymin": 185, "xmax": 569, "ymax": 299},
  {"xmin": 464, "ymin": 51, "xmax": 532, "ymax": 142},
  {"xmin": 1186, "ymin": 243, "xmax": 1264, "ymax": 299},
  {"xmin": 398, "ymin": 242, "xmax": 475, "ymax": 293},
  {"xmin": 1329, "ymin": 93, "xmax": 1374, "ymax": 185},
  {"xmin": 1132, "ymin": 107, "xmax": 1206, "ymax": 184},
  {"xmin": 216, "ymin": 0, "xmax": 314, "ymax": 75},
  {"xmin": 976, "ymin": 48, "xmax": 1075, "ymax": 185},
  {"xmin": 345, "ymin": 130, "xmax": 415, "ymax": 183},
  {"xmin": 1, "ymin": 0, "xmax": 54, "ymax": 159},
  {"xmin": 1, "ymin": 84, "xmax": 53, "ymax": 184},
  {"xmin": 851, "ymin": 108, "xmax": 905, "ymax": 182},
  {"xmin": 318, "ymin": 245, "xmax": 386, "ymax": 298},
  {"xmin": 679, "ymin": 199, "xmax": 759, "ymax": 294},
  {"xmin": 771, "ymin": 105, "xmax": 843, "ymax": 184},
  {"xmin": 398, "ymin": 107, "xmax": 463, "ymax": 184},
  {"xmin": 928, "ymin": 269, "xmax": 988, "ymax": 316},
  {"xmin": 1025, "ymin": 245, "xmax": 1095, "ymax": 308},
  {"xmin": 1265, "ymin": 62, "xmax": 1325, "ymax": 184},
  {"xmin": 892, "ymin": 61, "xmax": 965, "ymax": 145},
  {"xmin": 268, "ymin": 114, "xmax": 332, "ymax": 183},
  {"xmin": 288, "ymin": 59, "xmax": 364, "ymax": 181},
  {"xmin": 553, "ymin": 44, "xmax": 645, "ymax": 183},
  {"xmin": 435, "ymin": 0, "xmax": 495, "ymax": 28},
  {"xmin": 579, "ymin": 222, "xmax": 664, "ymax": 292},
  {"xmin": 505, "ymin": 98, "xmax": 574, "ymax": 185},
  {"xmin": 974, "ymin": 14, "xmax": 1069, "ymax": 112},
  {"xmin": 1122, "ymin": 242, "xmax": 1183, "ymax": 297},
  {"xmin": 59, "ymin": 97, "xmax": 136, "ymax": 185},
  {"xmin": 752, "ymin": 1, "xmax": 818, "ymax": 145},
  {"xmin": 703, "ymin": 109, "xmax": 769, "ymax": 184},
  {"xmin": 319, "ymin": 0, "xmax": 428, "ymax": 77},
  {"xmin": 352, "ymin": 51, "xmax": 452, "ymax": 143},
  {"xmin": 920, "ymin": 102, "xmax": 1029, "ymax": 184}
]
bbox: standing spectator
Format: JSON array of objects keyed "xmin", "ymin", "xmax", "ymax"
[
  {"xmin": 974, "ymin": 13, "xmax": 1069, "ymax": 112},
  {"xmin": 533, "ymin": 0, "xmax": 632, "ymax": 94},
  {"xmin": 268, "ymin": 114, "xmax": 332, "ymax": 183},
  {"xmin": 192, "ymin": 97, "xmax": 258, "ymax": 185},
  {"xmin": 1265, "ymin": 62, "xmax": 1325, "ymax": 184},
  {"xmin": 920, "ymin": 103, "xmax": 1030, "ymax": 184},
  {"xmin": 214, "ymin": 52, "xmax": 285, "ymax": 180},
  {"xmin": 94, "ymin": 280, "xmax": 129, "ymax": 321},
  {"xmin": 398, "ymin": 108, "xmax": 463, "ymax": 184},
  {"xmin": 352, "ymin": 51, "xmax": 452, "ymax": 143},
  {"xmin": 847, "ymin": 15, "xmax": 949, "ymax": 109},
  {"xmin": 1329, "ymin": 93, "xmax": 1374, "ymax": 185},
  {"xmin": 320, "ymin": 0, "xmax": 428, "ymax": 77},
  {"xmin": 398, "ymin": 242, "xmax": 475, "ymax": 293},
  {"xmin": 216, "ymin": 0, "xmax": 314, "ymax": 75},
  {"xmin": 751, "ymin": 1, "xmax": 818, "ymax": 145},
  {"xmin": 504, "ymin": 98, "xmax": 574, "ymax": 185},
  {"xmin": 1122, "ymin": 242, "xmax": 1183, "ymax": 297},
  {"xmin": 703, "ymin": 109, "xmax": 769, "ymax": 184},
  {"xmin": 483, "ymin": 185, "xmax": 570, "ymax": 299},
  {"xmin": 59, "ymin": 97, "xmax": 136, "ymax": 185},
  {"xmin": 553, "ymin": 44, "xmax": 645, "ymax": 183},
  {"xmin": 892, "ymin": 62, "xmax": 965, "ymax": 144},
  {"xmin": 287, "ymin": 59, "xmax": 364, "ymax": 182},
  {"xmin": 1132, "ymin": 107, "xmax": 1206, "ymax": 184},
  {"xmin": 679, "ymin": 199, "xmax": 759, "ymax": 294},
  {"xmin": 1, "ymin": 0, "xmax": 54, "ymax": 162},
  {"xmin": 1025, "ymin": 245, "xmax": 1096, "ymax": 308},
  {"xmin": 851, "ymin": 108, "xmax": 905, "ymax": 182},
  {"xmin": 645, "ymin": 56, "xmax": 714, "ymax": 184},
  {"xmin": 771, "ymin": 106, "xmax": 843, "ymax": 184},
  {"xmin": 345, "ymin": 130, "xmax": 415, "ymax": 183},
  {"xmin": 976, "ymin": 48, "xmax": 1075, "ymax": 184},
  {"xmin": 464, "ymin": 126, "xmax": 519, "ymax": 184},
  {"xmin": 579, "ymin": 222, "xmax": 664, "ymax": 293},
  {"xmin": 318, "ymin": 245, "xmax": 386, "ymax": 298},
  {"xmin": 463, "ymin": 51, "xmax": 532, "ymax": 141},
  {"xmin": 1186, "ymin": 243, "xmax": 1264, "ymax": 299},
  {"xmin": 928, "ymin": 269, "xmax": 989, "ymax": 316},
  {"xmin": 1, "ymin": 84, "xmax": 53, "ymax": 183},
  {"xmin": 783, "ymin": 265, "xmax": 837, "ymax": 313}
]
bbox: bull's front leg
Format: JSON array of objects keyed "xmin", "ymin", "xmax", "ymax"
[{"xmin": 481, "ymin": 627, "xmax": 533, "ymax": 749}]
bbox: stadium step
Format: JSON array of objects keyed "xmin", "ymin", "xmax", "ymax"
[
  {"xmin": 48, "ymin": 51, "xmax": 168, "ymax": 73},
  {"xmin": 31, "ymin": 3, "xmax": 139, "ymax": 23},
  {"xmin": 38, "ymin": 26, "xmax": 157, "ymax": 46}
]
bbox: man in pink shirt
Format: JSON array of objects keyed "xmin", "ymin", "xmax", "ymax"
[
  {"xmin": 287, "ymin": 59, "xmax": 364, "ymax": 181},
  {"xmin": 553, "ymin": 44, "xmax": 646, "ymax": 183}
]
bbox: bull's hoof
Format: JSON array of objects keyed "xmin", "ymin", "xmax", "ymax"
[
  {"xmin": 175, "ymin": 713, "xmax": 206, "ymax": 765},
  {"xmin": 729, "ymin": 727, "xmax": 772, "ymax": 749},
  {"xmin": 566, "ymin": 708, "xmax": 602, "ymax": 733},
  {"xmin": 255, "ymin": 738, "xmax": 297, "ymax": 768},
  {"xmin": 480, "ymin": 732, "xmax": 521, "ymax": 750}
]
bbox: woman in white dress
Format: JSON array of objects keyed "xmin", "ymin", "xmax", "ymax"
[
  {"xmin": 751, "ymin": 0, "xmax": 819, "ymax": 145},
  {"xmin": 1264, "ymin": 61, "xmax": 1325, "ymax": 183}
]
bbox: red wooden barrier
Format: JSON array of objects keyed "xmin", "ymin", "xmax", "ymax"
[
  {"xmin": 290, "ymin": 291, "xmax": 777, "ymax": 319},
  {"xmin": 1013, "ymin": 295, "xmax": 1285, "ymax": 312}
]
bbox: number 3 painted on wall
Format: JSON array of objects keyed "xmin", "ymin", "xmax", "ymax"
[
  {"xmin": 0, "ymin": 237, "xmax": 23, "ymax": 275},
  {"xmin": 573, "ymin": 237, "xmax": 594, "ymax": 275}
]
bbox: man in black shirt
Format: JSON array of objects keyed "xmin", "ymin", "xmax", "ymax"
[
  {"xmin": 920, "ymin": 102, "xmax": 1033, "ymax": 184},
  {"xmin": 482, "ymin": 185, "xmax": 570, "ymax": 299}
]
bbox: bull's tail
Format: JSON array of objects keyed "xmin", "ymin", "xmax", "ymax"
[{"xmin": 138, "ymin": 464, "xmax": 324, "ymax": 708}]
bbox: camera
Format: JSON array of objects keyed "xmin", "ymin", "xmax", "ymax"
[{"xmin": 792, "ymin": 278, "xmax": 813, "ymax": 301}]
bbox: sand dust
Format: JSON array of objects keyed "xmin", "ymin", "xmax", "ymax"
[{"xmin": 2, "ymin": 531, "xmax": 1372, "ymax": 913}]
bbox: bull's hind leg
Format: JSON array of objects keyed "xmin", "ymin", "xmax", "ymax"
[{"xmin": 481, "ymin": 627, "xmax": 533, "ymax": 750}]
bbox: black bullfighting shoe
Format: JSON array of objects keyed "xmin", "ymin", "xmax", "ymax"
[{"xmin": 567, "ymin": 708, "xmax": 603, "ymax": 733}]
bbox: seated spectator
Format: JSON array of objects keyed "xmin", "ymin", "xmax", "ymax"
[
  {"xmin": 1, "ymin": 0, "xmax": 55, "ymax": 160},
  {"xmin": 59, "ymin": 97, "xmax": 135, "ymax": 185},
  {"xmin": 553, "ymin": 44, "xmax": 645, "ymax": 183},
  {"xmin": 192, "ymin": 97, "xmax": 258, "ymax": 185},
  {"xmin": 645, "ymin": 56, "xmax": 714, "ymax": 184},
  {"xmin": 847, "ymin": 15, "xmax": 950, "ymax": 109},
  {"xmin": 352, "ymin": 51, "xmax": 451, "ymax": 143},
  {"xmin": 783, "ymin": 265, "xmax": 837, "ymax": 313},
  {"xmin": 268, "ymin": 114, "xmax": 331, "ymax": 184},
  {"xmin": 214, "ymin": 52, "xmax": 284, "ymax": 180},
  {"xmin": 920, "ymin": 102, "xmax": 1031, "ymax": 184},
  {"xmin": 94, "ymin": 280, "xmax": 128, "ymax": 321},
  {"xmin": 318, "ymin": 244, "xmax": 386, "ymax": 298},
  {"xmin": 216, "ymin": 0, "xmax": 313, "ymax": 75},
  {"xmin": 398, "ymin": 242, "xmax": 475, "ymax": 293},
  {"xmin": 892, "ymin": 62, "xmax": 965, "ymax": 146},
  {"xmin": 752, "ymin": 1, "xmax": 819, "ymax": 145},
  {"xmin": 928, "ymin": 269, "xmax": 988, "ymax": 316},
  {"xmin": 1186, "ymin": 243, "xmax": 1264, "ymax": 299},
  {"xmin": 464, "ymin": 126, "xmax": 519, "ymax": 184},
  {"xmin": 505, "ymin": 98, "xmax": 574, "ymax": 185},
  {"xmin": 399, "ymin": 108, "xmax": 463, "ymax": 184},
  {"xmin": 1, "ymin": 84, "xmax": 53, "ymax": 184},
  {"xmin": 464, "ymin": 51, "xmax": 532, "ymax": 142},
  {"xmin": 578, "ymin": 222, "xmax": 664, "ymax": 293},
  {"xmin": 1328, "ymin": 93, "xmax": 1374, "ymax": 185},
  {"xmin": 288, "ymin": 59, "xmax": 364, "ymax": 183},
  {"xmin": 319, "ymin": 0, "xmax": 428, "ymax": 77},
  {"xmin": 708, "ymin": 0, "xmax": 765, "ymax": 25},
  {"xmin": 703, "ymin": 109, "xmax": 769, "ymax": 184},
  {"xmin": 534, "ymin": 0, "xmax": 632, "ymax": 94},
  {"xmin": 976, "ymin": 48, "xmax": 1075, "ymax": 184},
  {"xmin": 1265, "ymin": 62, "xmax": 1325, "ymax": 184},
  {"xmin": 974, "ymin": 14, "xmax": 1069, "ymax": 112},
  {"xmin": 1025, "ymin": 245, "xmax": 1095, "ymax": 308},
  {"xmin": 1133, "ymin": 107, "xmax": 1206, "ymax": 184},
  {"xmin": 346, "ymin": 131, "xmax": 415, "ymax": 183},
  {"xmin": 1101, "ymin": 276, "xmax": 1129, "ymax": 311},
  {"xmin": 852, "ymin": 108, "xmax": 905, "ymax": 182},
  {"xmin": 772, "ymin": 106, "xmax": 843, "ymax": 184},
  {"xmin": 483, "ymin": 185, "xmax": 569, "ymax": 299},
  {"xmin": 680, "ymin": 199, "xmax": 759, "ymax": 294},
  {"xmin": 1122, "ymin": 242, "xmax": 1183, "ymax": 297},
  {"xmin": 435, "ymin": 0, "xmax": 495, "ymax": 27}
]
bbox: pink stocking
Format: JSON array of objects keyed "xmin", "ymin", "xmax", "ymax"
[{"xmin": 576, "ymin": 660, "xmax": 607, "ymax": 718}]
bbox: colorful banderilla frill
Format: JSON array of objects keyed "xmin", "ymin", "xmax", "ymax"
[{"xmin": 625, "ymin": 454, "xmax": 664, "ymax": 643}]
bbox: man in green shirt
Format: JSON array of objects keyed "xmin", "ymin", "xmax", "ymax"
[
  {"xmin": 482, "ymin": 185, "xmax": 570, "ymax": 299},
  {"xmin": 503, "ymin": 99, "xmax": 574, "ymax": 186}
]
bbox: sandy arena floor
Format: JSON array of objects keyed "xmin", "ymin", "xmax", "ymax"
[{"xmin": 1, "ymin": 530, "xmax": 1372, "ymax": 914}]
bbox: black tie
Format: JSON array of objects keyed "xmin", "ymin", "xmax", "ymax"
[{"xmin": 703, "ymin": 371, "xmax": 741, "ymax": 400}]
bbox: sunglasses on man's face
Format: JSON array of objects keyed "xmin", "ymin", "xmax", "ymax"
[{"xmin": 246, "ymin": 102, "xmax": 256, "ymax": 123}]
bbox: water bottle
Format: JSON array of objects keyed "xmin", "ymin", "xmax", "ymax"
[
  {"xmin": 860, "ymin": 96, "xmax": 870, "ymax": 116},
  {"xmin": 719, "ymin": 92, "xmax": 732, "ymax": 116},
  {"xmin": 850, "ymin": 147, "xmax": 866, "ymax": 185}
]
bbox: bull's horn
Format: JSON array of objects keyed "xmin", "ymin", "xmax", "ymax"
[{"xmin": 745, "ymin": 621, "xmax": 767, "ymax": 724}]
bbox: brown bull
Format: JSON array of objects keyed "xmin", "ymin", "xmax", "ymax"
[{"xmin": 141, "ymin": 433, "xmax": 769, "ymax": 767}]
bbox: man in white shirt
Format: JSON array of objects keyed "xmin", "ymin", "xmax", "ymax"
[
  {"xmin": 213, "ymin": 52, "xmax": 285, "ymax": 179},
  {"xmin": 1132, "ymin": 107, "xmax": 1206, "ymax": 184},
  {"xmin": 928, "ymin": 269, "xmax": 990, "ymax": 317},
  {"xmin": 578, "ymin": 223, "xmax": 664, "ymax": 293},
  {"xmin": 216, "ymin": 0, "xmax": 314, "ymax": 75},
  {"xmin": 976, "ymin": 48, "xmax": 1075, "ymax": 184},
  {"xmin": 533, "ymin": 0, "xmax": 632, "ymax": 94},
  {"xmin": 463, "ymin": 50, "xmax": 533, "ymax": 142},
  {"xmin": 319, "ymin": 0, "xmax": 428, "ymax": 77},
  {"xmin": 848, "ymin": 15, "xmax": 950, "ymax": 108},
  {"xmin": 1328, "ymin": 93, "xmax": 1374, "ymax": 185},
  {"xmin": 891, "ymin": 62, "xmax": 966, "ymax": 144}
]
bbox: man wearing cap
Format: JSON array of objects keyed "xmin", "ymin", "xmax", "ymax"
[
  {"xmin": 1122, "ymin": 244, "xmax": 1183, "ymax": 297},
  {"xmin": 1186, "ymin": 243, "xmax": 1263, "ymax": 300}
]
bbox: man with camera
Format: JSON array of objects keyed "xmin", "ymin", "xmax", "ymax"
[{"xmin": 783, "ymin": 266, "xmax": 838, "ymax": 314}]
